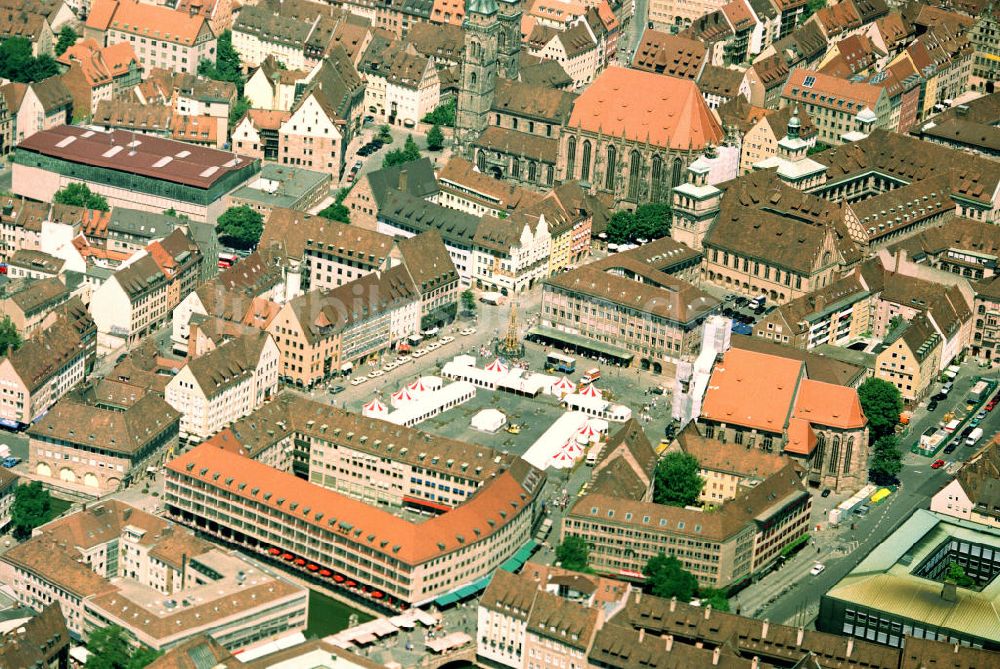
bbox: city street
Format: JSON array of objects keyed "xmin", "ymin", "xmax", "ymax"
[{"xmin": 738, "ymin": 361, "xmax": 1000, "ymax": 626}]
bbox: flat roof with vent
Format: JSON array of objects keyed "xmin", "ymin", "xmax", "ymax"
[{"xmin": 16, "ymin": 125, "xmax": 259, "ymax": 190}]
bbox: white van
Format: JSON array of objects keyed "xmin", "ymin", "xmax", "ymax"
[{"xmin": 966, "ymin": 427, "xmax": 984, "ymax": 446}]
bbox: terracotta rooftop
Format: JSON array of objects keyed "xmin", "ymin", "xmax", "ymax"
[
  {"xmin": 631, "ymin": 29, "xmax": 705, "ymax": 79},
  {"xmin": 702, "ymin": 347, "xmax": 803, "ymax": 433},
  {"xmin": 569, "ymin": 67, "xmax": 724, "ymax": 150}
]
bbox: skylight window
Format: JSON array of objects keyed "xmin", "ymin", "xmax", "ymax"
[{"xmin": 803, "ymin": 75, "xmax": 816, "ymax": 88}]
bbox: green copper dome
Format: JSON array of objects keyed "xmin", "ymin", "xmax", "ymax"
[{"xmin": 467, "ymin": 0, "xmax": 499, "ymax": 15}]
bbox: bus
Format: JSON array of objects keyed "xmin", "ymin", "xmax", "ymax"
[
  {"xmin": 546, "ymin": 352, "xmax": 576, "ymax": 374},
  {"xmin": 218, "ymin": 252, "xmax": 238, "ymax": 269}
]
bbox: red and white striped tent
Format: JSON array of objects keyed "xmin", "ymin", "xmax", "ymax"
[
  {"xmin": 362, "ymin": 398, "xmax": 388, "ymax": 417},
  {"xmin": 390, "ymin": 387, "xmax": 415, "ymax": 407},
  {"xmin": 579, "ymin": 384, "xmax": 603, "ymax": 399},
  {"xmin": 563, "ymin": 440, "xmax": 584, "ymax": 458},
  {"xmin": 550, "ymin": 449, "xmax": 575, "ymax": 469},
  {"xmin": 577, "ymin": 422, "xmax": 599, "ymax": 441},
  {"xmin": 485, "ymin": 358, "xmax": 508, "ymax": 374},
  {"xmin": 408, "ymin": 378, "xmax": 429, "ymax": 393},
  {"xmin": 551, "ymin": 376, "xmax": 576, "ymax": 395}
]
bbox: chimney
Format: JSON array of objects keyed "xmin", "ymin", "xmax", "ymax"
[
  {"xmin": 846, "ymin": 638, "xmax": 854, "ymax": 657},
  {"xmin": 941, "ymin": 581, "xmax": 957, "ymax": 602},
  {"xmin": 399, "ymin": 168, "xmax": 409, "ymax": 192},
  {"xmin": 796, "ymin": 626, "xmax": 804, "ymax": 647},
  {"xmin": 670, "ymin": 596, "xmax": 677, "ymax": 612},
  {"xmin": 712, "ymin": 647, "xmax": 721, "ymax": 666},
  {"xmin": 664, "ymin": 635, "xmax": 673, "ymax": 652},
  {"xmin": 638, "ymin": 628, "xmax": 645, "ymax": 643},
  {"xmin": 761, "ymin": 619, "xmax": 769, "ymax": 639},
  {"xmin": 705, "ymin": 604, "xmax": 712, "ymax": 620},
  {"xmin": 634, "ymin": 591, "xmax": 642, "ymax": 604}
]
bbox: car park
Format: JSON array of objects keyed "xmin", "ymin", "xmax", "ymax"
[
  {"xmin": 810, "ymin": 563, "xmax": 826, "ymax": 576},
  {"xmin": 931, "ymin": 459, "xmax": 946, "ymax": 469}
]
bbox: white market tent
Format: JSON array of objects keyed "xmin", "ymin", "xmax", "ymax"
[
  {"xmin": 471, "ymin": 408, "xmax": 507, "ymax": 433},
  {"xmin": 362, "ymin": 397, "xmax": 388, "ymax": 418},
  {"xmin": 523, "ymin": 411, "xmax": 589, "ymax": 470},
  {"xmin": 385, "ymin": 381, "xmax": 476, "ymax": 427}
]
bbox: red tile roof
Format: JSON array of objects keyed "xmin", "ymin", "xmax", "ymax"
[
  {"xmin": 792, "ymin": 379, "xmax": 867, "ymax": 430},
  {"xmin": 166, "ymin": 442, "xmax": 539, "ymax": 565},
  {"xmin": 701, "ymin": 348, "xmax": 803, "ymax": 433},
  {"xmin": 568, "ymin": 66, "xmax": 724, "ymax": 150}
]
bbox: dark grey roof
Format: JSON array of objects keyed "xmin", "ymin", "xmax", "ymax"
[
  {"xmin": 378, "ymin": 189, "xmax": 481, "ymax": 248},
  {"xmin": 366, "ymin": 157, "xmax": 439, "ymax": 206}
]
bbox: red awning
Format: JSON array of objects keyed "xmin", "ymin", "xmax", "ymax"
[
  {"xmin": 268, "ymin": 547, "xmax": 281, "ymax": 555},
  {"xmin": 320, "ymin": 569, "xmax": 332, "ymax": 577},
  {"xmin": 372, "ymin": 591, "xmax": 384, "ymax": 598},
  {"xmin": 333, "ymin": 575, "xmax": 345, "ymax": 582},
  {"xmin": 403, "ymin": 495, "xmax": 451, "ymax": 513},
  {"xmin": 307, "ymin": 564, "xmax": 319, "ymax": 571},
  {"xmin": 346, "ymin": 580, "xmax": 357, "ymax": 587},
  {"xmin": 294, "ymin": 558, "xmax": 306, "ymax": 566},
  {"xmin": 281, "ymin": 553, "xmax": 294, "ymax": 560}
]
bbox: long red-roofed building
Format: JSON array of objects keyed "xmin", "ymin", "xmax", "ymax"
[
  {"xmin": 164, "ymin": 430, "xmax": 545, "ymax": 608},
  {"xmin": 558, "ymin": 66, "xmax": 724, "ymax": 207}
]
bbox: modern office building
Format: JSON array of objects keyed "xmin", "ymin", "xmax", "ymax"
[{"xmin": 818, "ymin": 509, "xmax": 1000, "ymax": 650}]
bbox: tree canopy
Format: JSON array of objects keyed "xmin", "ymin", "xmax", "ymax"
[
  {"xmin": 85, "ymin": 625, "xmax": 161, "ymax": 669},
  {"xmin": 652, "ymin": 452, "xmax": 704, "ymax": 507},
  {"xmin": 869, "ymin": 434, "xmax": 902, "ymax": 485},
  {"xmin": 216, "ymin": 205, "xmax": 264, "ymax": 250},
  {"xmin": 0, "ymin": 38, "xmax": 59, "ymax": 83},
  {"xmin": 0, "ymin": 315, "xmax": 21, "ymax": 358},
  {"xmin": 54, "ymin": 183, "xmax": 110, "ymax": 211},
  {"xmin": 605, "ymin": 203, "xmax": 671, "ymax": 245},
  {"xmin": 643, "ymin": 553, "xmax": 699, "ymax": 601},
  {"xmin": 383, "ymin": 135, "xmax": 421, "ymax": 168},
  {"xmin": 461, "ymin": 289, "xmax": 476, "ymax": 314},
  {"xmin": 858, "ymin": 377, "xmax": 903, "ymax": 440},
  {"xmin": 12, "ymin": 481, "xmax": 53, "ymax": 541},
  {"xmin": 55, "ymin": 26, "xmax": 78, "ymax": 57},
  {"xmin": 318, "ymin": 202, "xmax": 350, "ymax": 223},
  {"xmin": 197, "ymin": 30, "xmax": 244, "ymax": 94},
  {"xmin": 556, "ymin": 535, "xmax": 590, "ymax": 572},
  {"xmin": 426, "ymin": 124, "xmax": 445, "ymax": 151},
  {"xmin": 421, "ymin": 99, "xmax": 456, "ymax": 127},
  {"xmin": 228, "ymin": 96, "xmax": 251, "ymax": 131}
]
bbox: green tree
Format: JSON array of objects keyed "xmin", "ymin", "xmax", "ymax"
[
  {"xmin": 426, "ymin": 124, "xmax": 445, "ymax": 151},
  {"xmin": 53, "ymin": 183, "xmax": 110, "ymax": 211},
  {"xmin": 228, "ymin": 96, "xmax": 251, "ymax": 131},
  {"xmin": 86, "ymin": 625, "xmax": 132, "ymax": 669},
  {"xmin": 0, "ymin": 315, "xmax": 21, "ymax": 357},
  {"xmin": 11, "ymin": 481, "xmax": 52, "ymax": 541},
  {"xmin": 421, "ymin": 98, "xmax": 456, "ymax": 127},
  {"xmin": 653, "ymin": 452, "xmax": 704, "ymax": 507},
  {"xmin": 55, "ymin": 25, "xmax": 78, "ymax": 56},
  {"xmin": 700, "ymin": 588, "xmax": 730, "ymax": 611},
  {"xmin": 869, "ymin": 434, "xmax": 902, "ymax": 485},
  {"xmin": 632, "ymin": 203, "xmax": 671, "ymax": 240},
  {"xmin": 198, "ymin": 30, "xmax": 244, "ymax": 94},
  {"xmin": 461, "ymin": 289, "xmax": 476, "ymax": 314},
  {"xmin": 858, "ymin": 377, "xmax": 904, "ymax": 440},
  {"xmin": 605, "ymin": 211, "xmax": 634, "ymax": 245},
  {"xmin": 643, "ymin": 553, "xmax": 699, "ymax": 601},
  {"xmin": 802, "ymin": 0, "xmax": 827, "ymax": 20},
  {"xmin": 556, "ymin": 535, "xmax": 590, "ymax": 572},
  {"xmin": 216, "ymin": 205, "xmax": 264, "ymax": 250},
  {"xmin": 382, "ymin": 135, "xmax": 422, "ymax": 168},
  {"xmin": 318, "ymin": 202, "xmax": 350, "ymax": 223},
  {"xmin": 163, "ymin": 208, "xmax": 188, "ymax": 220},
  {"xmin": 807, "ymin": 141, "xmax": 831, "ymax": 156},
  {"xmin": 0, "ymin": 38, "xmax": 59, "ymax": 83},
  {"xmin": 377, "ymin": 125, "xmax": 394, "ymax": 145},
  {"xmin": 946, "ymin": 562, "xmax": 975, "ymax": 588}
]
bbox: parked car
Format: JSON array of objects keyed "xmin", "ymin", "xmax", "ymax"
[
  {"xmin": 820, "ymin": 488, "xmax": 831, "ymax": 498},
  {"xmin": 853, "ymin": 504, "xmax": 870, "ymax": 516},
  {"xmin": 944, "ymin": 443, "xmax": 958, "ymax": 454},
  {"xmin": 927, "ymin": 400, "xmax": 939, "ymax": 412},
  {"xmin": 329, "ymin": 385, "xmax": 345, "ymax": 395},
  {"xmin": 1, "ymin": 456, "xmax": 19, "ymax": 468},
  {"xmin": 810, "ymin": 563, "xmax": 826, "ymax": 576},
  {"xmin": 931, "ymin": 459, "xmax": 946, "ymax": 469},
  {"xmin": 440, "ymin": 335, "xmax": 455, "ymax": 344}
]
